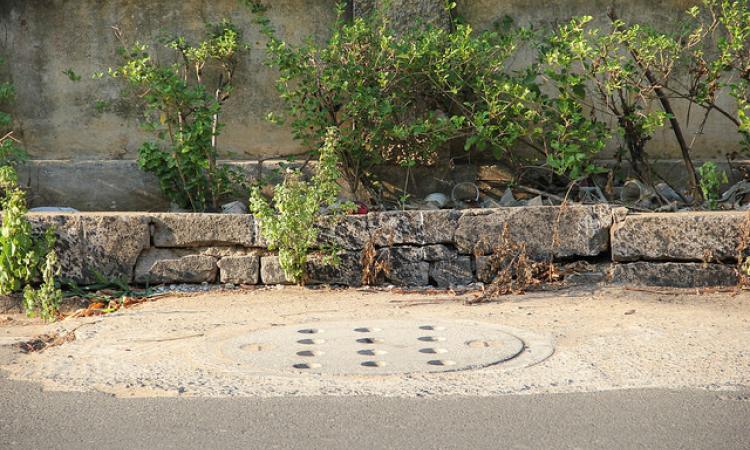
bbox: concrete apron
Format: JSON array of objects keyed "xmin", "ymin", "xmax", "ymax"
[
  {"xmin": 1, "ymin": 287, "xmax": 749, "ymax": 398},
  {"xmin": 15, "ymin": 206, "xmax": 748, "ymax": 289}
]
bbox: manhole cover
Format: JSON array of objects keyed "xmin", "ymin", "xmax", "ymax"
[{"xmin": 220, "ymin": 320, "xmax": 527, "ymax": 375}]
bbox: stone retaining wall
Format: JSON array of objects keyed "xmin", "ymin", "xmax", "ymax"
[{"xmin": 25, "ymin": 206, "xmax": 748, "ymax": 288}]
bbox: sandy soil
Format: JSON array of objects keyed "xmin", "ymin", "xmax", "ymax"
[{"xmin": 1, "ymin": 286, "xmax": 749, "ymax": 398}]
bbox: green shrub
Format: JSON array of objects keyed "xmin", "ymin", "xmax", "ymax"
[
  {"xmin": 248, "ymin": 2, "xmax": 609, "ymax": 200},
  {"xmin": 685, "ymin": 0, "xmax": 750, "ymax": 153},
  {"xmin": 249, "ymin": 128, "xmax": 351, "ymax": 284},
  {"xmin": 109, "ymin": 21, "xmax": 246, "ymax": 212}
]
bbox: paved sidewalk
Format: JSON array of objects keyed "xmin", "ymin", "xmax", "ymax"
[{"xmin": 1, "ymin": 287, "xmax": 748, "ymax": 398}]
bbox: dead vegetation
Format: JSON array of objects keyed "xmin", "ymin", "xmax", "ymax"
[
  {"xmin": 19, "ymin": 330, "xmax": 76, "ymax": 353},
  {"xmin": 737, "ymin": 211, "xmax": 750, "ymax": 288},
  {"xmin": 467, "ymin": 224, "xmax": 559, "ymax": 305},
  {"xmin": 360, "ymin": 229, "xmax": 393, "ymax": 286}
]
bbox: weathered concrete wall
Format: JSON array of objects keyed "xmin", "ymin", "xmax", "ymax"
[
  {"xmin": 459, "ymin": 0, "xmax": 739, "ymax": 160},
  {"xmin": 0, "ymin": 0, "xmax": 741, "ymax": 162},
  {"xmin": 0, "ymin": 0, "xmax": 339, "ymax": 160},
  {"xmin": 22, "ymin": 206, "xmax": 746, "ymax": 288}
]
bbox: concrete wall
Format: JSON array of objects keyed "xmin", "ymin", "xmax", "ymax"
[
  {"xmin": 0, "ymin": 0, "xmax": 740, "ymax": 162},
  {"xmin": 0, "ymin": 0, "xmax": 339, "ymax": 160}
]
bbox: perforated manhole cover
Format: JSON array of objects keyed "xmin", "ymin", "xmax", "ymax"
[{"xmin": 219, "ymin": 320, "xmax": 529, "ymax": 375}]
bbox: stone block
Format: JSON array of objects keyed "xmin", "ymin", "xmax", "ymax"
[
  {"xmin": 610, "ymin": 262, "xmax": 738, "ymax": 288},
  {"xmin": 454, "ymin": 205, "xmax": 612, "ymax": 257},
  {"xmin": 217, "ymin": 256, "xmax": 260, "ymax": 285},
  {"xmin": 79, "ymin": 214, "xmax": 151, "ymax": 284},
  {"xmin": 611, "ymin": 212, "xmax": 746, "ymax": 262},
  {"xmin": 368, "ymin": 210, "xmax": 459, "ymax": 247},
  {"xmin": 430, "ymin": 257, "xmax": 473, "ymax": 288},
  {"xmin": 134, "ymin": 249, "xmax": 217, "ymax": 284},
  {"xmin": 423, "ymin": 244, "xmax": 457, "ymax": 262},
  {"xmin": 386, "ymin": 261, "xmax": 430, "ymax": 286},
  {"xmin": 307, "ymin": 252, "xmax": 364, "ymax": 287},
  {"xmin": 377, "ymin": 247, "xmax": 429, "ymax": 286},
  {"xmin": 151, "ymin": 213, "xmax": 254, "ymax": 248},
  {"xmin": 260, "ymin": 256, "xmax": 291, "ymax": 285},
  {"xmin": 316, "ymin": 215, "xmax": 370, "ymax": 250},
  {"xmin": 27, "ymin": 213, "xmax": 150, "ymax": 284},
  {"xmin": 260, "ymin": 253, "xmax": 363, "ymax": 286}
]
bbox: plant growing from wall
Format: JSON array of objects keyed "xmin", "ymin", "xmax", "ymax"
[
  {"xmin": 249, "ymin": 128, "xmax": 351, "ymax": 284},
  {"xmin": 109, "ymin": 21, "xmax": 246, "ymax": 212}
]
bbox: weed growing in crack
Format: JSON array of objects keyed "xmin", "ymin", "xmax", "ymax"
[{"xmin": 249, "ymin": 128, "xmax": 353, "ymax": 285}]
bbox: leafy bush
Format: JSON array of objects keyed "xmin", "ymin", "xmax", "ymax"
[
  {"xmin": 684, "ymin": 0, "xmax": 750, "ymax": 153},
  {"xmin": 109, "ymin": 21, "xmax": 246, "ymax": 212},
  {"xmin": 248, "ymin": 2, "xmax": 609, "ymax": 200},
  {"xmin": 249, "ymin": 128, "xmax": 350, "ymax": 284},
  {"xmin": 544, "ymin": 13, "xmax": 701, "ymax": 197},
  {"xmin": 0, "ymin": 166, "xmax": 38, "ymax": 295}
]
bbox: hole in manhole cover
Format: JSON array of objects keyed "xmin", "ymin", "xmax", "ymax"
[
  {"xmin": 220, "ymin": 320, "xmax": 535, "ymax": 375},
  {"xmin": 354, "ymin": 327, "xmax": 383, "ymax": 333},
  {"xmin": 298, "ymin": 329, "xmax": 323, "ymax": 334},
  {"xmin": 297, "ymin": 350, "xmax": 325, "ymax": 357},
  {"xmin": 358, "ymin": 349, "xmax": 388, "ymax": 356},
  {"xmin": 361, "ymin": 360, "xmax": 387, "ymax": 368},
  {"xmin": 298, "ymin": 338, "xmax": 325, "ymax": 345}
]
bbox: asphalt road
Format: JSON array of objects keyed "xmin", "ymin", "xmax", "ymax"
[{"xmin": 2, "ymin": 376, "xmax": 749, "ymax": 450}]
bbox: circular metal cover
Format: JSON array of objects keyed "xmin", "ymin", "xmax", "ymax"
[{"xmin": 219, "ymin": 320, "xmax": 526, "ymax": 375}]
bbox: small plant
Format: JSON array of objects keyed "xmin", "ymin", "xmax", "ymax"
[
  {"xmin": 0, "ymin": 166, "xmax": 62, "ymax": 320},
  {"xmin": 108, "ymin": 21, "xmax": 246, "ymax": 212},
  {"xmin": 23, "ymin": 232, "xmax": 62, "ymax": 321},
  {"xmin": 697, "ymin": 162, "xmax": 728, "ymax": 209},
  {"xmin": 249, "ymin": 128, "xmax": 351, "ymax": 284}
]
